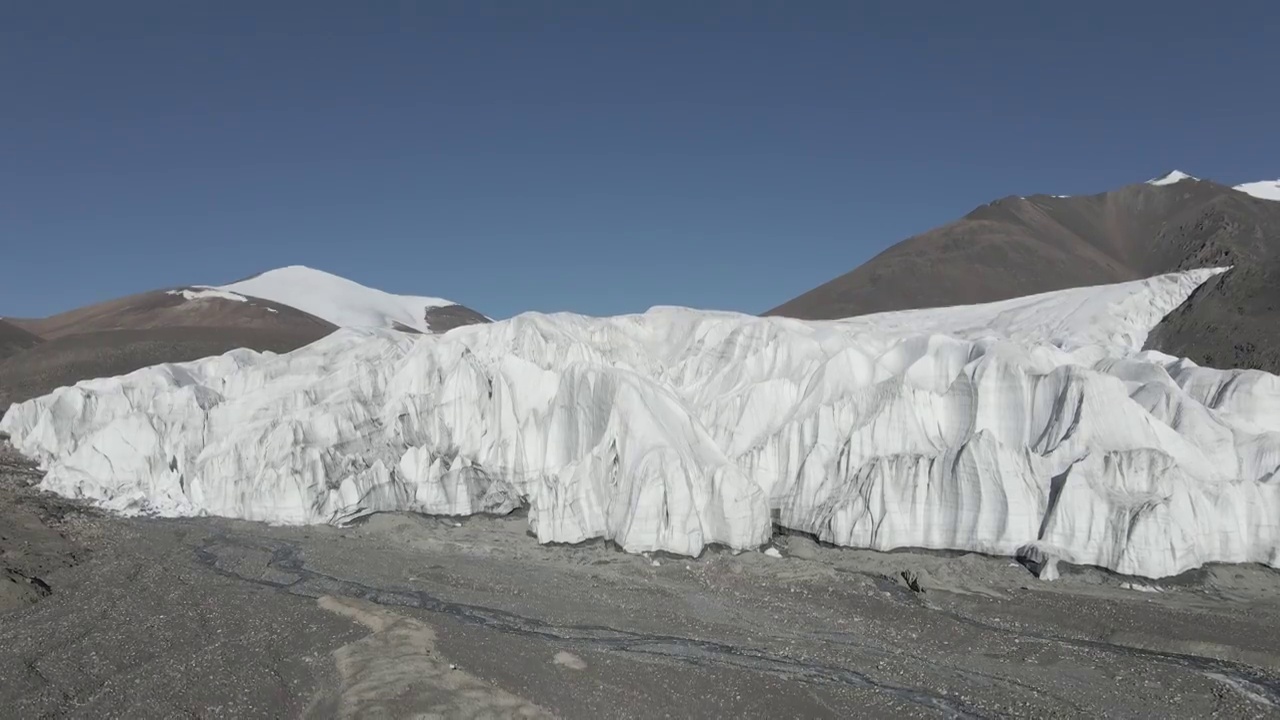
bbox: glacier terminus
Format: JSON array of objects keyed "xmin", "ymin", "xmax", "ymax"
[{"xmin": 4, "ymin": 267, "xmax": 1278, "ymax": 580}]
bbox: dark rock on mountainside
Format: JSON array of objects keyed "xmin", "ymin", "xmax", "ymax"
[
  {"xmin": 389, "ymin": 305, "xmax": 492, "ymax": 335},
  {"xmin": 1145, "ymin": 264, "xmax": 1280, "ymax": 371},
  {"xmin": 424, "ymin": 304, "xmax": 493, "ymax": 333},
  {"xmin": 0, "ymin": 320, "xmax": 43, "ymax": 362},
  {"xmin": 1142, "ymin": 190, "xmax": 1280, "ymax": 371},
  {"xmin": 766, "ymin": 174, "xmax": 1280, "ymax": 373}
]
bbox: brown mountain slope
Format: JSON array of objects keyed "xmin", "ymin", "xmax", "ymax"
[
  {"xmin": 766, "ymin": 177, "xmax": 1245, "ymax": 318},
  {"xmin": 765, "ymin": 176, "xmax": 1280, "ymax": 373},
  {"xmin": 15, "ymin": 287, "xmax": 336, "ymax": 339},
  {"xmin": 0, "ymin": 288, "xmax": 339, "ymax": 410},
  {"xmin": 0, "ymin": 326, "xmax": 333, "ymax": 410},
  {"xmin": 1142, "ymin": 191, "xmax": 1280, "ymax": 370},
  {"xmin": 0, "ymin": 271, "xmax": 498, "ymax": 409},
  {"xmin": 0, "ymin": 320, "xmax": 43, "ymax": 361}
]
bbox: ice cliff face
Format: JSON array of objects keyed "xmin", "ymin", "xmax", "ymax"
[{"xmin": 5, "ymin": 267, "xmax": 1279, "ymax": 578}]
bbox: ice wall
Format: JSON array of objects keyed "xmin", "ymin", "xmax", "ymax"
[{"xmin": 6, "ymin": 268, "xmax": 1278, "ymax": 578}]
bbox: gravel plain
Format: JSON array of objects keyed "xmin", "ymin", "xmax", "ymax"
[{"xmin": 3, "ymin": 441, "xmax": 1280, "ymax": 719}]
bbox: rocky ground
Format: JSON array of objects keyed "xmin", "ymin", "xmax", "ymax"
[{"xmin": 3, "ymin": 440, "xmax": 1280, "ymax": 718}]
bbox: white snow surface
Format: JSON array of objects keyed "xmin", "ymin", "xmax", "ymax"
[
  {"xmin": 6, "ymin": 267, "xmax": 1280, "ymax": 579},
  {"xmin": 217, "ymin": 265, "xmax": 457, "ymax": 333},
  {"xmin": 1235, "ymin": 180, "xmax": 1280, "ymax": 202},
  {"xmin": 166, "ymin": 288, "xmax": 248, "ymax": 303},
  {"xmin": 1146, "ymin": 170, "xmax": 1198, "ymax": 186}
]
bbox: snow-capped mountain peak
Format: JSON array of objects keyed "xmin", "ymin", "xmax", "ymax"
[
  {"xmin": 1146, "ymin": 170, "xmax": 1198, "ymax": 186},
  {"xmin": 217, "ymin": 265, "xmax": 459, "ymax": 333},
  {"xmin": 1234, "ymin": 179, "xmax": 1280, "ymax": 202}
]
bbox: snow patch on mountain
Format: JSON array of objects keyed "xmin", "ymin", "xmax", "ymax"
[
  {"xmin": 835, "ymin": 268, "xmax": 1225, "ymax": 352},
  {"xmin": 218, "ymin": 266, "xmax": 457, "ymax": 333},
  {"xmin": 166, "ymin": 288, "xmax": 248, "ymax": 303},
  {"xmin": 1146, "ymin": 170, "xmax": 1198, "ymax": 186},
  {"xmin": 5, "ymin": 268, "xmax": 1277, "ymax": 579},
  {"xmin": 1235, "ymin": 180, "xmax": 1280, "ymax": 202}
]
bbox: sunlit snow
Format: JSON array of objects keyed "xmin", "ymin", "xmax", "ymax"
[
  {"xmin": 5, "ymin": 267, "xmax": 1278, "ymax": 579},
  {"xmin": 1146, "ymin": 170, "xmax": 1198, "ymax": 186},
  {"xmin": 218, "ymin": 265, "xmax": 457, "ymax": 333},
  {"xmin": 166, "ymin": 288, "xmax": 248, "ymax": 303},
  {"xmin": 1235, "ymin": 179, "xmax": 1280, "ymax": 201}
]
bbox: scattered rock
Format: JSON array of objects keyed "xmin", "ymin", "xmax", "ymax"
[
  {"xmin": 1120, "ymin": 582, "xmax": 1165, "ymax": 594},
  {"xmin": 784, "ymin": 536, "xmax": 820, "ymax": 561},
  {"xmin": 763, "ymin": 547, "xmax": 783, "ymax": 559},
  {"xmin": 1016, "ymin": 544, "xmax": 1060, "ymax": 581},
  {"xmin": 900, "ymin": 568, "xmax": 931, "ymax": 594},
  {"xmin": 1, "ymin": 568, "xmax": 51, "ymax": 611},
  {"xmin": 553, "ymin": 651, "xmax": 587, "ymax": 670}
]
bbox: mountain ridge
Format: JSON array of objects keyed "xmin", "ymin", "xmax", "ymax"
[
  {"xmin": 765, "ymin": 172, "xmax": 1280, "ymax": 372},
  {"xmin": 0, "ymin": 266, "xmax": 491, "ymax": 409}
]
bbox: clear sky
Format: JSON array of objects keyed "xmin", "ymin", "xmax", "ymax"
[{"xmin": 3, "ymin": 2, "xmax": 1278, "ymax": 320}]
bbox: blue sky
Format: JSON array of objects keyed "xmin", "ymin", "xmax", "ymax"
[{"xmin": 3, "ymin": 2, "xmax": 1278, "ymax": 319}]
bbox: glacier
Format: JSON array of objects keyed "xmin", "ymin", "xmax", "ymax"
[{"xmin": 4, "ymin": 267, "xmax": 1280, "ymax": 579}]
